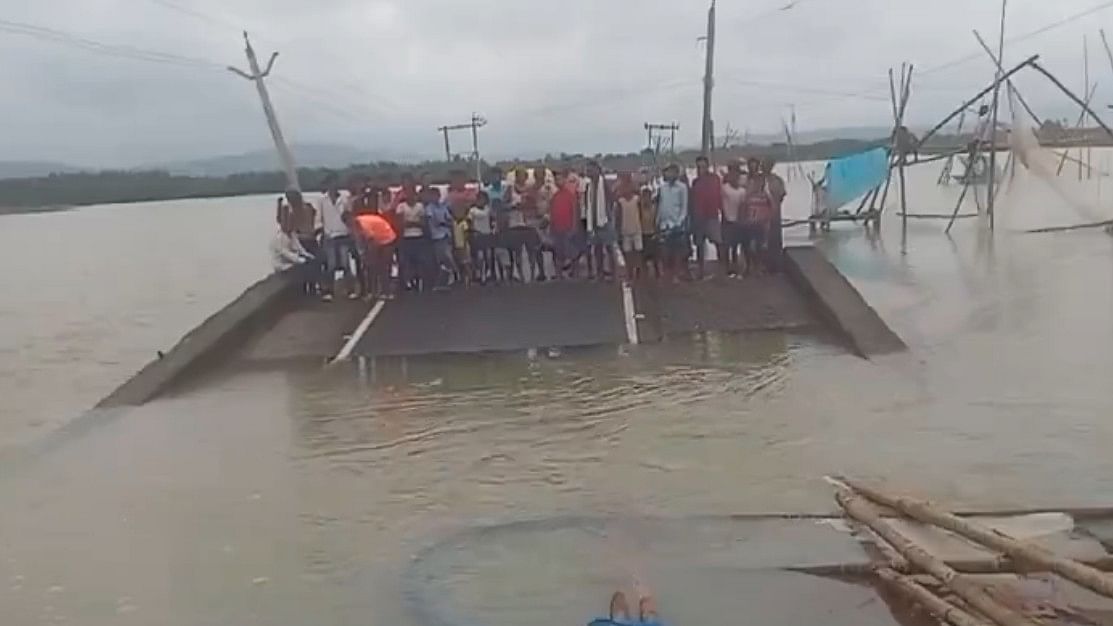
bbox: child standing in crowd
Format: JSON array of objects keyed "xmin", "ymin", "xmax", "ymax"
[
  {"xmin": 397, "ymin": 187, "xmax": 428, "ymax": 292},
  {"xmin": 453, "ymin": 208, "xmax": 472, "ymax": 287},
  {"xmin": 548, "ymin": 170, "xmax": 580, "ymax": 280},
  {"xmin": 615, "ymin": 172, "xmax": 644, "ymax": 281},
  {"xmin": 638, "ymin": 186, "xmax": 660, "ymax": 279},
  {"xmin": 425, "ymin": 187, "xmax": 457, "ymax": 291},
  {"xmin": 721, "ymin": 162, "xmax": 747, "ymax": 277},
  {"xmin": 353, "ymin": 208, "xmax": 398, "ymax": 300},
  {"xmin": 483, "ymin": 168, "xmax": 512, "ymax": 283},
  {"xmin": 468, "ymin": 191, "xmax": 497, "ymax": 285},
  {"xmin": 655, "ymin": 163, "xmax": 690, "ymax": 283}
]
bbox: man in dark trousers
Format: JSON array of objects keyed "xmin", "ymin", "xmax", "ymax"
[{"xmin": 689, "ymin": 155, "xmax": 723, "ymax": 279}]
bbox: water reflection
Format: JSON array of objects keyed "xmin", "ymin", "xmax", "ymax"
[{"xmin": 284, "ymin": 334, "xmax": 797, "ymax": 466}]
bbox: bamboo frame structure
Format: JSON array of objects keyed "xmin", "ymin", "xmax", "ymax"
[
  {"xmin": 918, "ymin": 55, "xmax": 1038, "ymax": 149},
  {"xmin": 843, "ymin": 479, "xmax": 1113, "ymax": 600}
]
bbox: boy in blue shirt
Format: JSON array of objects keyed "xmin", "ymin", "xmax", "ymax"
[{"xmin": 424, "ymin": 187, "xmax": 457, "ymax": 291}]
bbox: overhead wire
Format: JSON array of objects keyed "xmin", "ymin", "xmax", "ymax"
[
  {"xmin": 0, "ymin": 17, "xmax": 223, "ymax": 70},
  {"xmin": 138, "ymin": 0, "xmax": 408, "ymax": 118}
]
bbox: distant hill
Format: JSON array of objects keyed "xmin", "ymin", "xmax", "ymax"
[
  {"xmin": 0, "ymin": 161, "xmax": 83, "ymax": 180},
  {"xmin": 157, "ymin": 143, "xmax": 429, "ymax": 177}
]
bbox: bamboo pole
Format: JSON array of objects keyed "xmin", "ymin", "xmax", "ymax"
[
  {"xmin": 985, "ymin": 0, "xmax": 1008, "ymax": 231},
  {"xmin": 1055, "ymin": 83, "xmax": 1098, "ymax": 176},
  {"xmin": 835, "ymin": 490, "xmax": 1038, "ymax": 626},
  {"xmin": 946, "ymin": 149, "xmax": 978, "ymax": 234},
  {"xmin": 973, "ymin": 31, "xmax": 1040, "ymax": 126},
  {"xmin": 876, "ymin": 567, "xmax": 994, "ymax": 626},
  {"xmin": 1029, "ymin": 61, "xmax": 1113, "ymax": 140},
  {"xmin": 843, "ymin": 479, "xmax": 1113, "ymax": 600},
  {"xmin": 793, "ymin": 555, "xmax": 1113, "ymax": 577},
  {"xmin": 918, "ymin": 55, "xmax": 1038, "ymax": 150},
  {"xmin": 898, "ymin": 65, "xmax": 914, "ymax": 249}
]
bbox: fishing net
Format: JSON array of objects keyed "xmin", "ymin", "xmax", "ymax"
[{"xmin": 1003, "ymin": 86, "xmax": 1112, "ymax": 229}]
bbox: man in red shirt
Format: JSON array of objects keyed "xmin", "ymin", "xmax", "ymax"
[
  {"xmin": 548, "ymin": 169, "xmax": 580, "ymax": 279},
  {"xmin": 690, "ymin": 155, "xmax": 724, "ymax": 279}
]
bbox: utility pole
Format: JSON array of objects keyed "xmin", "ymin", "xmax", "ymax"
[
  {"xmin": 700, "ymin": 0, "xmax": 717, "ymax": 157},
  {"xmin": 645, "ymin": 122, "xmax": 680, "ymax": 156},
  {"xmin": 228, "ymin": 32, "xmax": 299, "ymax": 192},
  {"xmin": 437, "ymin": 113, "xmax": 488, "ymax": 181},
  {"xmin": 438, "ymin": 126, "xmax": 452, "ymax": 161}
]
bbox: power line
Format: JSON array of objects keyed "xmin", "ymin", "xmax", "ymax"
[
  {"xmin": 143, "ymin": 0, "xmax": 244, "ymax": 33},
  {"xmin": 0, "ymin": 18, "xmax": 223, "ymax": 69},
  {"xmin": 509, "ymin": 80, "xmax": 699, "ymax": 119},
  {"xmin": 732, "ymin": 0, "xmax": 826, "ymax": 27},
  {"xmin": 139, "ymin": 0, "xmax": 407, "ymax": 117},
  {"xmin": 721, "ymin": 77, "xmax": 893, "ymax": 102}
]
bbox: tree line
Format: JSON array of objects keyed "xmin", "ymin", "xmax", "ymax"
[{"xmin": 5, "ymin": 135, "xmax": 994, "ymax": 211}]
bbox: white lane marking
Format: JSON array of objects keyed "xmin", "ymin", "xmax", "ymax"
[
  {"xmin": 333, "ymin": 299, "xmax": 386, "ymax": 362},
  {"xmin": 621, "ymin": 281, "xmax": 640, "ymax": 346}
]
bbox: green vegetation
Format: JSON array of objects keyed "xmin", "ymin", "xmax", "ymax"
[{"xmin": 4, "ymin": 136, "xmax": 978, "ymax": 211}]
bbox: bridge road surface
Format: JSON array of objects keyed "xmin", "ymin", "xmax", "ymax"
[{"xmin": 354, "ymin": 281, "xmax": 629, "ymax": 357}]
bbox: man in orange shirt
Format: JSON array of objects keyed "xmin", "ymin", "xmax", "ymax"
[{"xmin": 353, "ymin": 207, "xmax": 399, "ymax": 300}]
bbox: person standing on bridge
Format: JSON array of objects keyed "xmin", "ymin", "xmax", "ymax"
[
  {"xmin": 483, "ymin": 167, "xmax": 512, "ymax": 283},
  {"xmin": 761, "ymin": 157, "xmax": 787, "ymax": 273},
  {"xmin": 615, "ymin": 171, "xmax": 645, "ymax": 281},
  {"xmin": 425, "ymin": 187, "xmax": 457, "ymax": 291},
  {"xmin": 317, "ymin": 174, "xmax": 356, "ymax": 302},
  {"xmin": 548, "ymin": 169, "xmax": 580, "ymax": 280},
  {"xmin": 353, "ymin": 207, "xmax": 397, "ymax": 301},
  {"xmin": 397, "ymin": 185, "xmax": 428, "ymax": 293},
  {"xmin": 690, "ymin": 155, "xmax": 724, "ymax": 280},
  {"xmin": 655, "ymin": 163, "xmax": 690, "ymax": 283},
  {"xmin": 721, "ymin": 162, "xmax": 747, "ymax": 277},
  {"xmin": 582, "ymin": 160, "xmax": 617, "ymax": 281}
]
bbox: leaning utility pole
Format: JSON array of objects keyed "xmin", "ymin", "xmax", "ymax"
[
  {"xmin": 437, "ymin": 114, "xmax": 488, "ymax": 181},
  {"xmin": 228, "ymin": 32, "xmax": 299, "ymax": 192},
  {"xmin": 700, "ymin": 0, "xmax": 717, "ymax": 157}
]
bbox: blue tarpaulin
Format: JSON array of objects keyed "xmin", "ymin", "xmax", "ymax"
[{"xmin": 825, "ymin": 147, "xmax": 890, "ymax": 210}]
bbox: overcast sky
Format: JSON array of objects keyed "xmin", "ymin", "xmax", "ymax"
[{"xmin": 2, "ymin": 0, "xmax": 1112, "ymax": 167}]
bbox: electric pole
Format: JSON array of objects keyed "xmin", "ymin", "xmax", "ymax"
[
  {"xmin": 645, "ymin": 122, "xmax": 680, "ymax": 156},
  {"xmin": 228, "ymin": 32, "xmax": 300, "ymax": 192},
  {"xmin": 437, "ymin": 113, "xmax": 488, "ymax": 181},
  {"xmin": 700, "ymin": 0, "xmax": 717, "ymax": 158}
]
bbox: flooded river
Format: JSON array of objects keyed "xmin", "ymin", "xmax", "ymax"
[{"xmin": 2, "ymin": 159, "xmax": 1113, "ymax": 625}]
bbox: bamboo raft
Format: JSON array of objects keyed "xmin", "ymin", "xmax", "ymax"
[{"xmin": 823, "ymin": 478, "xmax": 1113, "ymax": 626}]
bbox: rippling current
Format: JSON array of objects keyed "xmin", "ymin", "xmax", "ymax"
[{"xmin": 3, "ymin": 159, "xmax": 1113, "ymax": 625}]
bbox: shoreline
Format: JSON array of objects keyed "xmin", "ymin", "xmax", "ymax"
[{"xmin": 3, "ymin": 139, "xmax": 1111, "ymax": 213}]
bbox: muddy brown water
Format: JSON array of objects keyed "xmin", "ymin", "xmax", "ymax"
[{"xmin": 2, "ymin": 160, "xmax": 1113, "ymax": 625}]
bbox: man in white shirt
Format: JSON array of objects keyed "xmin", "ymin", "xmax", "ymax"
[
  {"xmin": 271, "ymin": 215, "xmax": 313, "ymax": 273},
  {"xmin": 316, "ymin": 174, "xmax": 355, "ymax": 302}
]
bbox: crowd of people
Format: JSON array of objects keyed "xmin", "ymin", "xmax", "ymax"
[{"xmin": 270, "ymin": 156, "xmax": 787, "ymax": 301}]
